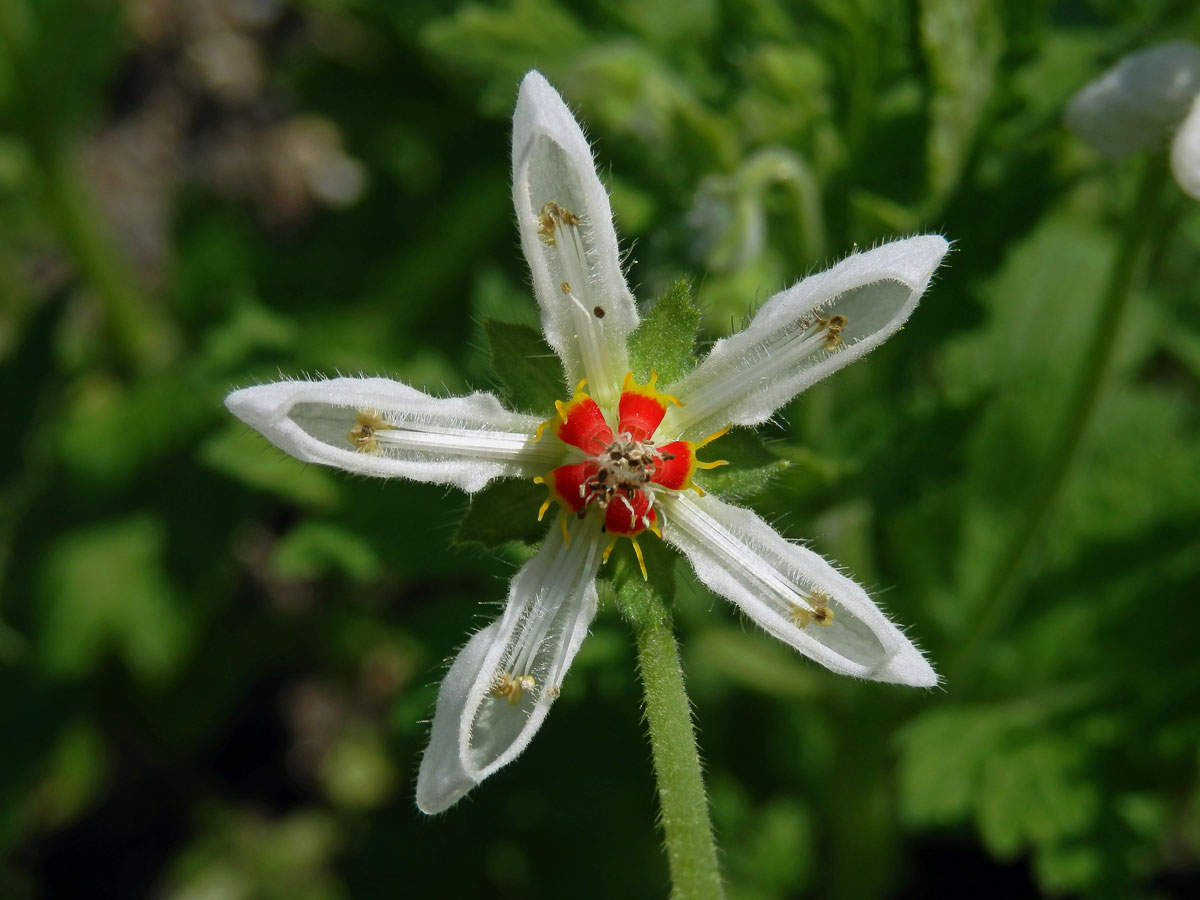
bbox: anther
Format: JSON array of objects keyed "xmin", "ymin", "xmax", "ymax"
[
  {"xmin": 347, "ymin": 409, "xmax": 396, "ymax": 454},
  {"xmin": 561, "ymin": 281, "xmax": 571, "ymax": 294},
  {"xmin": 537, "ymin": 201, "xmax": 581, "ymax": 246},
  {"xmin": 490, "ymin": 672, "xmax": 536, "ymax": 705},
  {"xmin": 593, "ymin": 306, "xmax": 606, "ymax": 318}
]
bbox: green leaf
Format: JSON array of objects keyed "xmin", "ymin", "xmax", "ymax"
[
  {"xmin": 271, "ymin": 521, "xmax": 384, "ymax": 581},
  {"xmin": 455, "ymin": 478, "xmax": 549, "ymax": 548},
  {"xmin": 484, "ymin": 319, "xmax": 564, "ymax": 415},
  {"xmin": 627, "ymin": 279, "xmax": 701, "ymax": 386},
  {"xmin": 690, "ymin": 428, "xmax": 788, "ymax": 499},
  {"xmin": 38, "ymin": 516, "xmax": 191, "ymax": 684},
  {"xmin": 199, "ymin": 424, "xmax": 342, "ymax": 510}
]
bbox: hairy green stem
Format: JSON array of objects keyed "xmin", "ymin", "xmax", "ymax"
[
  {"xmin": 615, "ymin": 548, "xmax": 724, "ymax": 900},
  {"xmin": 634, "ymin": 610, "xmax": 725, "ymax": 900},
  {"xmin": 950, "ymin": 160, "xmax": 1168, "ymax": 683}
]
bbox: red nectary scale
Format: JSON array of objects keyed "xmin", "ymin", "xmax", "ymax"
[{"xmin": 535, "ymin": 372, "xmax": 727, "ymax": 577}]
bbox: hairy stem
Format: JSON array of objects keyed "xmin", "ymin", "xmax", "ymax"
[{"xmin": 616, "ymin": 549, "xmax": 724, "ymax": 900}]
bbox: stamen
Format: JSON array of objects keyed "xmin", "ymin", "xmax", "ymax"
[
  {"xmin": 347, "ymin": 408, "xmax": 397, "ymax": 453},
  {"xmin": 537, "ymin": 201, "xmax": 581, "ymax": 247},
  {"xmin": 788, "ymin": 589, "xmax": 835, "ymax": 628},
  {"xmin": 490, "ymin": 671, "xmax": 537, "ymax": 705}
]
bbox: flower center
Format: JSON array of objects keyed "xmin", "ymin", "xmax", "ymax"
[{"xmin": 534, "ymin": 372, "xmax": 728, "ymax": 579}]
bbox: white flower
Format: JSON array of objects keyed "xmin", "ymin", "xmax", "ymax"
[
  {"xmin": 1066, "ymin": 41, "xmax": 1200, "ymax": 198},
  {"xmin": 225, "ymin": 71, "xmax": 949, "ymax": 814}
]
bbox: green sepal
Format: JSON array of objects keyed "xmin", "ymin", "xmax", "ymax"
[
  {"xmin": 691, "ymin": 429, "xmax": 789, "ymax": 500},
  {"xmin": 455, "ymin": 478, "xmax": 550, "ymax": 548},
  {"xmin": 610, "ymin": 538, "xmax": 678, "ymax": 630},
  {"xmin": 627, "ymin": 279, "xmax": 701, "ymax": 386},
  {"xmin": 484, "ymin": 319, "xmax": 565, "ymax": 415}
]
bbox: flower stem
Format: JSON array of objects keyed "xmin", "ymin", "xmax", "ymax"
[
  {"xmin": 950, "ymin": 159, "xmax": 1168, "ymax": 684},
  {"xmin": 615, "ymin": 550, "xmax": 724, "ymax": 900}
]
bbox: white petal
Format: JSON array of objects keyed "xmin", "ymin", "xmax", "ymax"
[
  {"xmin": 512, "ymin": 70, "xmax": 637, "ymax": 406},
  {"xmin": 415, "ymin": 518, "xmax": 603, "ymax": 814},
  {"xmin": 1171, "ymin": 94, "xmax": 1200, "ymax": 199},
  {"xmin": 660, "ymin": 236, "xmax": 949, "ymax": 441},
  {"xmin": 1066, "ymin": 42, "xmax": 1200, "ymax": 159},
  {"xmin": 661, "ymin": 494, "xmax": 936, "ymax": 687},
  {"xmin": 225, "ymin": 377, "xmax": 562, "ymax": 493}
]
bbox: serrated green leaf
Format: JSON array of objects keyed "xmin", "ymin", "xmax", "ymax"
[
  {"xmin": 627, "ymin": 279, "xmax": 701, "ymax": 386},
  {"xmin": 690, "ymin": 428, "xmax": 788, "ymax": 499},
  {"xmin": 978, "ymin": 738, "xmax": 1098, "ymax": 858},
  {"xmin": 484, "ymin": 319, "xmax": 564, "ymax": 415},
  {"xmin": 455, "ymin": 478, "xmax": 549, "ymax": 548}
]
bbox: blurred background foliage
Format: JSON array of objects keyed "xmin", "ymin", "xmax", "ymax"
[{"xmin": 1, "ymin": 0, "xmax": 1199, "ymax": 897}]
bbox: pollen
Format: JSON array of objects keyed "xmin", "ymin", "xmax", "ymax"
[
  {"xmin": 822, "ymin": 313, "xmax": 847, "ymax": 352},
  {"xmin": 347, "ymin": 408, "xmax": 397, "ymax": 454},
  {"xmin": 490, "ymin": 671, "xmax": 536, "ymax": 705},
  {"xmin": 537, "ymin": 201, "xmax": 581, "ymax": 246},
  {"xmin": 789, "ymin": 590, "xmax": 835, "ymax": 628}
]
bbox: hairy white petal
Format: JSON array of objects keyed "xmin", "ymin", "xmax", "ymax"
[
  {"xmin": 512, "ymin": 70, "xmax": 637, "ymax": 406},
  {"xmin": 1066, "ymin": 41, "xmax": 1200, "ymax": 159},
  {"xmin": 1171, "ymin": 94, "xmax": 1200, "ymax": 199},
  {"xmin": 662, "ymin": 494, "xmax": 936, "ymax": 687},
  {"xmin": 660, "ymin": 236, "xmax": 949, "ymax": 441},
  {"xmin": 415, "ymin": 518, "xmax": 603, "ymax": 813},
  {"xmin": 225, "ymin": 377, "xmax": 560, "ymax": 493}
]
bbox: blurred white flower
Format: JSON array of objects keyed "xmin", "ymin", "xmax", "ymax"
[
  {"xmin": 1066, "ymin": 41, "xmax": 1200, "ymax": 198},
  {"xmin": 226, "ymin": 72, "xmax": 948, "ymax": 814}
]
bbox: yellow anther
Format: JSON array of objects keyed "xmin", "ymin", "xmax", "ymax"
[
  {"xmin": 561, "ymin": 281, "xmax": 571, "ymax": 294},
  {"xmin": 789, "ymin": 604, "xmax": 813, "ymax": 628},
  {"xmin": 347, "ymin": 409, "xmax": 396, "ymax": 453},
  {"xmin": 537, "ymin": 201, "xmax": 581, "ymax": 246},
  {"xmin": 790, "ymin": 590, "xmax": 835, "ymax": 628},
  {"xmin": 490, "ymin": 672, "xmax": 536, "ymax": 705},
  {"xmin": 822, "ymin": 313, "xmax": 847, "ymax": 352}
]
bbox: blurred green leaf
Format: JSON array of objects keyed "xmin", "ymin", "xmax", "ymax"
[
  {"xmin": 271, "ymin": 521, "xmax": 384, "ymax": 581},
  {"xmin": 38, "ymin": 516, "xmax": 191, "ymax": 683},
  {"xmin": 200, "ymin": 424, "xmax": 342, "ymax": 510},
  {"xmin": 919, "ymin": 0, "xmax": 1003, "ymax": 208}
]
